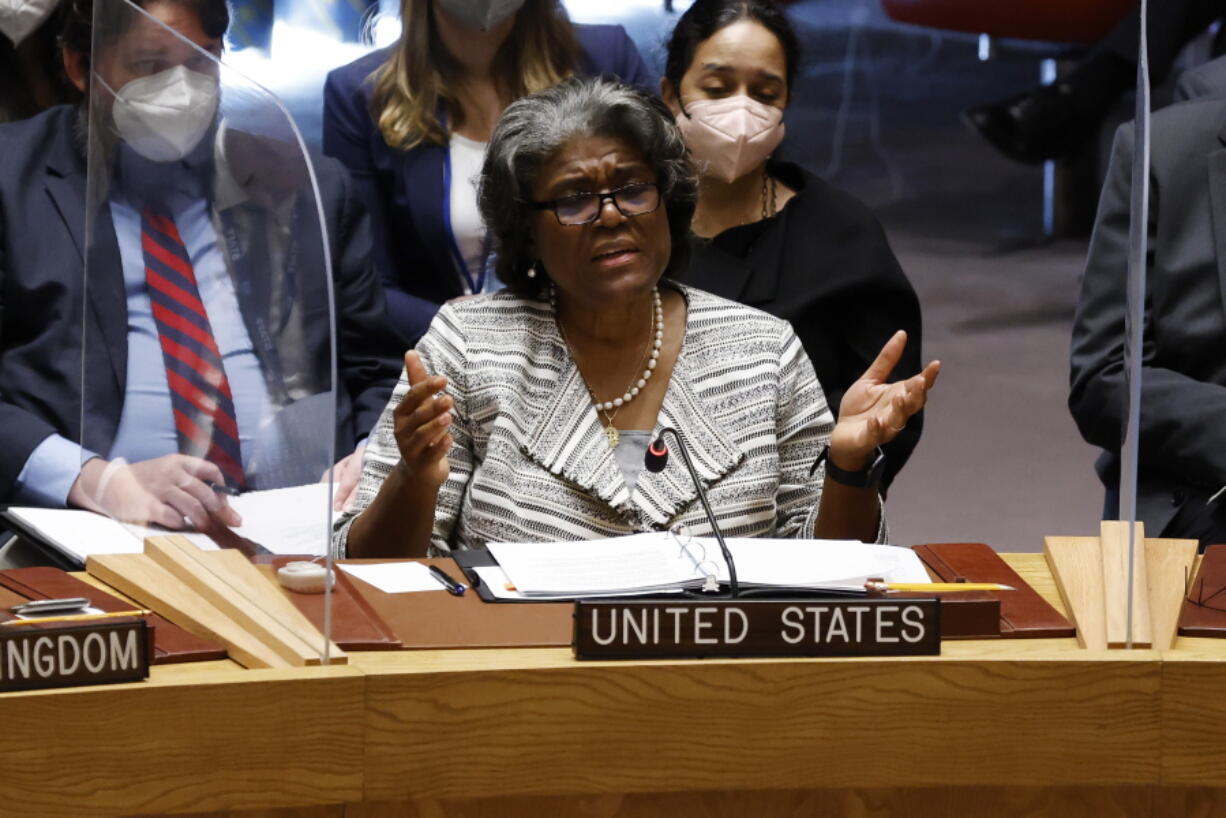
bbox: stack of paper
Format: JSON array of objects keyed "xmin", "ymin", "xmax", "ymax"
[
  {"xmin": 485, "ymin": 533, "xmax": 930, "ymax": 599},
  {"xmin": 723, "ymin": 539, "xmax": 931, "ymax": 589},
  {"xmin": 488, "ymin": 533, "xmax": 713, "ymax": 596}
]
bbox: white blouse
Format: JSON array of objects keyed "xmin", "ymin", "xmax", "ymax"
[{"xmin": 446, "ymin": 133, "xmax": 489, "ymax": 293}]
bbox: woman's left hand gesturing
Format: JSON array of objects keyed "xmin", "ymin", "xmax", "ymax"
[{"xmin": 830, "ymin": 330, "xmax": 940, "ymax": 471}]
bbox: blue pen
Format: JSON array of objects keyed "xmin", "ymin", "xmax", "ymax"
[{"xmin": 428, "ymin": 564, "xmax": 466, "ymax": 596}]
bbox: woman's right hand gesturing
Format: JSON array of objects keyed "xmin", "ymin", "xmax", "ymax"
[
  {"xmin": 346, "ymin": 350, "xmax": 453, "ymax": 558},
  {"xmin": 393, "ymin": 351, "xmax": 454, "ymax": 490}
]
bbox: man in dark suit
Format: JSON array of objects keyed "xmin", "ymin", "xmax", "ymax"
[
  {"xmin": 1175, "ymin": 53, "xmax": 1226, "ymax": 102},
  {"xmin": 0, "ymin": 0, "xmax": 399, "ymax": 538},
  {"xmin": 1070, "ymin": 96, "xmax": 1226, "ymax": 545}
]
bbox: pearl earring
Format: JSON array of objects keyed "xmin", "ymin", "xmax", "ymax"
[{"xmin": 527, "ymin": 262, "xmax": 538, "ymax": 279}]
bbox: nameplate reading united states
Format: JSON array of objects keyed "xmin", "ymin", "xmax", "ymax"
[
  {"xmin": 0, "ymin": 619, "xmax": 151, "ymax": 692},
  {"xmin": 573, "ymin": 598, "xmax": 941, "ymax": 659}
]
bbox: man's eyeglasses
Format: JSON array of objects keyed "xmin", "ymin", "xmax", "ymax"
[{"xmin": 529, "ymin": 183, "xmax": 661, "ymax": 226}]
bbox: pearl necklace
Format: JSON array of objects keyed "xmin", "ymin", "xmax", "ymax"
[{"xmin": 551, "ymin": 285, "xmax": 663, "ymax": 448}]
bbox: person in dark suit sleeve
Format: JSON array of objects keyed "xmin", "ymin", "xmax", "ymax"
[
  {"xmin": 1175, "ymin": 54, "xmax": 1226, "ymax": 102},
  {"xmin": 662, "ymin": 0, "xmax": 923, "ymax": 491},
  {"xmin": 1070, "ymin": 97, "xmax": 1226, "ymax": 545},
  {"xmin": 322, "ymin": 0, "xmax": 654, "ymax": 348},
  {"xmin": 0, "ymin": 0, "xmax": 400, "ymax": 534},
  {"xmin": 965, "ymin": 0, "xmax": 1226, "ymax": 164}
]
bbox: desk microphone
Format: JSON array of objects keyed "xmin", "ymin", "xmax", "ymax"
[{"xmin": 645, "ymin": 428, "xmax": 740, "ymax": 597}]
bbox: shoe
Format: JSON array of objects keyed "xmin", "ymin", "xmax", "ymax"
[{"xmin": 962, "ymin": 84, "xmax": 1091, "ymax": 165}]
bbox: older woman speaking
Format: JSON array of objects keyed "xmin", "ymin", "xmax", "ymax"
[{"xmin": 335, "ymin": 77, "xmax": 938, "ymax": 558}]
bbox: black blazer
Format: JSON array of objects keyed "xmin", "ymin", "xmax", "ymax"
[
  {"xmin": 1071, "ymin": 98, "xmax": 1226, "ymax": 535},
  {"xmin": 0, "ymin": 105, "xmax": 401, "ymax": 500},
  {"xmin": 678, "ymin": 162, "xmax": 924, "ymax": 489}
]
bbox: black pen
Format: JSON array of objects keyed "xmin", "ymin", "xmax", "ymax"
[
  {"xmin": 428, "ymin": 564, "xmax": 466, "ymax": 596},
  {"xmin": 205, "ymin": 481, "xmax": 241, "ymax": 497}
]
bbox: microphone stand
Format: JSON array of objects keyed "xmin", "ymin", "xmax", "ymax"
[{"xmin": 646, "ymin": 427, "xmax": 739, "ymax": 597}]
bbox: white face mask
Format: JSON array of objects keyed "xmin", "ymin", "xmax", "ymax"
[
  {"xmin": 0, "ymin": 0, "xmax": 58, "ymax": 46},
  {"xmin": 101, "ymin": 65, "xmax": 219, "ymax": 163},
  {"xmin": 435, "ymin": 0, "xmax": 525, "ymax": 32}
]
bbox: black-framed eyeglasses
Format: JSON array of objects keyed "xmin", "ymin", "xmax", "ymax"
[{"xmin": 529, "ymin": 182, "xmax": 661, "ymax": 226}]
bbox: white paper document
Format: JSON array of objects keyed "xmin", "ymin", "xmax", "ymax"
[
  {"xmin": 338, "ymin": 562, "xmax": 446, "ymax": 594},
  {"xmin": 488, "ymin": 533, "xmax": 712, "ymax": 596},
  {"xmin": 720, "ymin": 539, "xmax": 931, "ymax": 589},
  {"xmin": 225, "ymin": 483, "xmax": 332, "ymax": 555},
  {"xmin": 4, "ymin": 482, "xmax": 334, "ymax": 563},
  {"xmin": 473, "ymin": 564, "xmax": 685, "ymax": 601},
  {"xmin": 2, "ymin": 507, "xmax": 220, "ymax": 561},
  {"xmin": 485, "ymin": 533, "xmax": 931, "ymax": 598}
]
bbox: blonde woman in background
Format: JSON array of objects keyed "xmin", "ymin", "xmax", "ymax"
[{"xmin": 323, "ymin": 0, "xmax": 653, "ymax": 348}]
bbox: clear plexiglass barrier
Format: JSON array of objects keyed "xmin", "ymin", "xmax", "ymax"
[{"xmin": 78, "ymin": 0, "xmax": 338, "ymax": 663}]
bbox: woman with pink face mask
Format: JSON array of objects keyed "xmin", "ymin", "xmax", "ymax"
[{"xmin": 662, "ymin": 0, "xmax": 924, "ymax": 492}]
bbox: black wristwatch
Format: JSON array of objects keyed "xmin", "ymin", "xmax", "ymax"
[{"xmin": 818, "ymin": 446, "xmax": 886, "ymax": 490}]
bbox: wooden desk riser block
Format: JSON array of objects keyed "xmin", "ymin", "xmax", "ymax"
[
  {"xmin": 144, "ymin": 536, "xmax": 344, "ymax": 667},
  {"xmin": 1045, "ymin": 529, "xmax": 1195, "ymax": 651},
  {"xmin": 1145, "ymin": 536, "xmax": 1198, "ymax": 651},
  {"xmin": 86, "ymin": 552, "xmax": 291, "ymax": 669},
  {"xmin": 1044, "ymin": 536, "xmax": 1108, "ymax": 650},
  {"xmin": 1100, "ymin": 521, "xmax": 1153, "ymax": 648}
]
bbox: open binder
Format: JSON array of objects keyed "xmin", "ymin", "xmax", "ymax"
[{"xmin": 453, "ymin": 534, "xmax": 932, "ymax": 603}]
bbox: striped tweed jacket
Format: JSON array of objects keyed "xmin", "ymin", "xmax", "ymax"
[{"xmin": 333, "ymin": 284, "xmax": 884, "ymax": 556}]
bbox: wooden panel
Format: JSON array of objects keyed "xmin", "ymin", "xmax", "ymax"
[
  {"xmin": 0, "ymin": 666, "xmax": 363, "ymax": 817},
  {"xmin": 1154, "ymin": 787, "xmax": 1226, "ymax": 817},
  {"xmin": 347, "ymin": 787, "xmax": 1158, "ymax": 818},
  {"xmin": 1101, "ymin": 522, "xmax": 1152, "ymax": 648},
  {"xmin": 359, "ymin": 653, "xmax": 1161, "ymax": 801},
  {"xmin": 111, "ymin": 788, "xmax": 1226, "ymax": 818},
  {"xmin": 1045, "ymin": 536, "xmax": 1108, "ymax": 650},
  {"xmin": 1145, "ymin": 538, "xmax": 1198, "ymax": 651},
  {"xmin": 145, "ymin": 537, "xmax": 327, "ymax": 667},
  {"xmin": 87, "ymin": 553, "xmax": 291, "ymax": 669},
  {"xmin": 1005, "ymin": 552, "xmax": 1070, "ymax": 617},
  {"xmin": 191, "ymin": 809, "xmax": 346, "ymax": 818},
  {"xmin": 1162, "ymin": 658, "xmax": 1226, "ymax": 787}
]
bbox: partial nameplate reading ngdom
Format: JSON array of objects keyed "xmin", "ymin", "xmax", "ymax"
[
  {"xmin": 573, "ymin": 599, "xmax": 940, "ymax": 659},
  {"xmin": 0, "ymin": 620, "xmax": 151, "ymax": 692}
]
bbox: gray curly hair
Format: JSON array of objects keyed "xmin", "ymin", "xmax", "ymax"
[{"xmin": 478, "ymin": 76, "xmax": 698, "ymax": 298}]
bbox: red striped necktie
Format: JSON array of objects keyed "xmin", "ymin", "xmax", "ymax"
[{"xmin": 140, "ymin": 204, "xmax": 247, "ymax": 490}]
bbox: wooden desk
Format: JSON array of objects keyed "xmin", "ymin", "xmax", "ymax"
[
  {"xmin": 3, "ymin": 555, "xmax": 1223, "ymax": 818},
  {"xmin": 0, "ymin": 660, "xmax": 364, "ymax": 816}
]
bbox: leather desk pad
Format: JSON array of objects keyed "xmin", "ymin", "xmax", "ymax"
[
  {"xmin": 253, "ymin": 557, "xmax": 402, "ymax": 651},
  {"xmin": 0, "ymin": 566, "xmax": 227, "ymax": 663},
  {"xmin": 340, "ymin": 558, "xmax": 572, "ymax": 649},
  {"xmin": 913, "ymin": 542, "xmax": 1074, "ymax": 638},
  {"xmin": 1179, "ymin": 544, "xmax": 1226, "ymax": 637}
]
